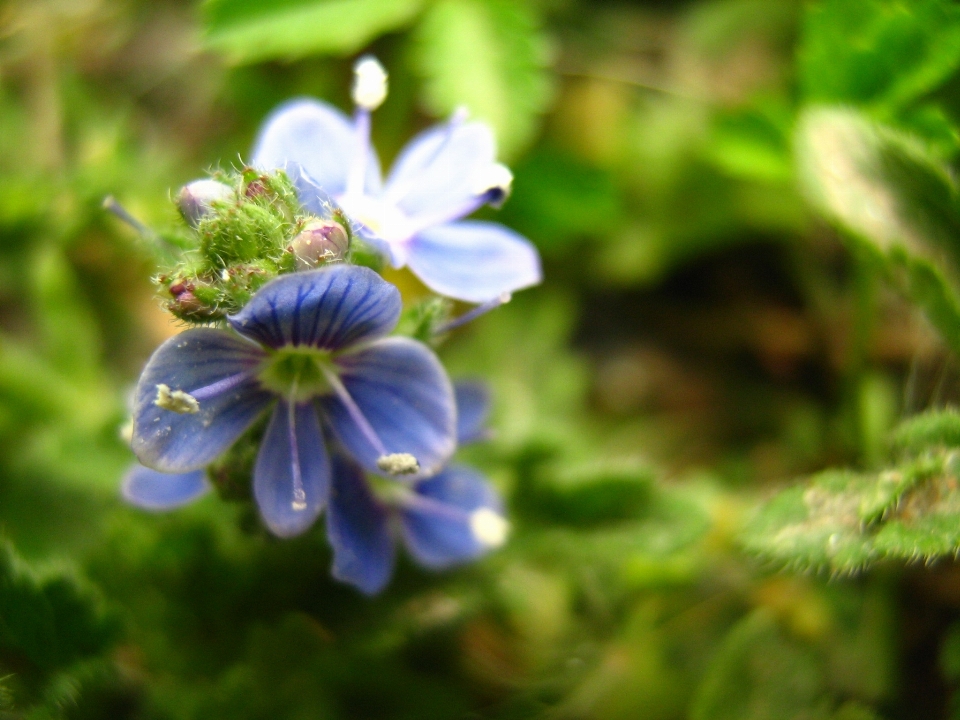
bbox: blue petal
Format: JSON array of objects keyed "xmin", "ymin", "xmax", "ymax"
[
  {"xmin": 406, "ymin": 221, "xmax": 542, "ymax": 303},
  {"xmin": 132, "ymin": 329, "xmax": 272, "ymax": 473},
  {"xmin": 121, "ymin": 464, "xmax": 210, "ymax": 511},
  {"xmin": 228, "ymin": 265, "xmax": 401, "ymax": 350},
  {"xmin": 322, "ymin": 337, "xmax": 456, "ymax": 478},
  {"xmin": 400, "ymin": 465, "xmax": 503, "ymax": 569},
  {"xmin": 254, "ymin": 400, "xmax": 330, "ymax": 538},
  {"xmin": 326, "ymin": 454, "xmax": 395, "ymax": 595},
  {"xmin": 384, "ymin": 119, "xmax": 496, "ymax": 220},
  {"xmin": 251, "ymin": 98, "xmax": 381, "ymax": 197},
  {"xmin": 454, "ymin": 381, "xmax": 491, "ymax": 444}
]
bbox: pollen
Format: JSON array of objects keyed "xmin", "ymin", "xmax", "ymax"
[
  {"xmin": 154, "ymin": 384, "xmax": 200, "ymax": 414},
  {"xmin": 377, "ymin": 453, "xmax": 420, "ymax": 476},
  {"xmin": 469, "ymin": 508, "xmax": 509, "ymax": 548}
]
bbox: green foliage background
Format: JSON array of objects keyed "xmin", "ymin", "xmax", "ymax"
[{"xmin": 6, "ymin": 0, "xmax": 960, "ymax": 717}]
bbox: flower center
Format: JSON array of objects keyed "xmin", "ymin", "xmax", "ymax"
[
  {"xmin": 258, "ymin": 347, "xmax": 334, "ymax": 402},
  {"xmin": 337, "ymin": 192, "xmax": 414, "ymax": 245}
]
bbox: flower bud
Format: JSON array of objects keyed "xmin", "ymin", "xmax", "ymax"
[
  {"xmin": 288, "ymin": 220, "xmax": 349, "ymax": 269},
  {"xmin": 178, "ymin": 179, "xmax": 233, "ymax": 227}
]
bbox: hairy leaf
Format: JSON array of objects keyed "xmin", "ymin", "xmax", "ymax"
[
  {"xmin": 796, "ymin": 106, "xmax": 960, "ymax": 353},
  {"xmin": 743, "ymin": 411, "xmax": 960, "ymax": 572},
  {"xmin": 411, "ymin": 0, "xmax": 555, "ymax": 157}
]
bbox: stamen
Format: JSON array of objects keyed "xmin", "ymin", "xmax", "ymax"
[
  {"xmin": 471, "ymin": 163, "xmax": 513, "ymax": 208},
  {"xmin": 320, "ymin": 365, "xmax": 388, "ymax": 457},
  {"xmin": 154, "ymin": 384, "xmax": 200, "ymax": 414},
  {"xmin": 189, "ymin": 371, "xmax": 250, "ymax": 401},
  {"xmin": 345, "ymin": 108, "xmax": 372, "ymax": 199},
  {"xmin": 352, "ymin": 56, "xmax": 388, "ymax": 111},
  {"xmin": 396, "ymin": 493, "xmax": 509, "ymax": 548},
  {"xmin": 377, "ymin": 453, "xmax": 420, "ymax": 476},
  {"xmin": 404, "ymin": 172, "xmax": 510, "ymax": 235},
  {"xmin": 469, "ymin": 508, "xmax": 510, "ymax": 548},
  {"xmin": 434, "ymin": 293, "xmax": 511, "ymax": 335},
  {"xmin": 287, "ymin": 380, "xmax": 307, "ymax": 512}
]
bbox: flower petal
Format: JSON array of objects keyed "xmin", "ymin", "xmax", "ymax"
[
  {"xmin": 326, "ymin": 454, "xmax": 395, "ymax": 595},
  {"xmin": 228, "ymin": 265, "xmax": 401, "ymax": 350},
  {"xmin": 254, "ymin": 400, "xmax": 330, "ymax": 538},
  {"xmin": 384, "ymin": 119, "xmax": 496, "ymax": 220},
  {"xmin": 400, "ymin": 465, "xmax": 504, "ymax": 569},
  {"xmin": 322, "ymin": 337, "xmax": 456, "ymax": 477},
  {"xmin": 454, "ymin": 381, "xmax": 491, "ymax": 444},
  {"xmin": 251, "ymin": 98, "xmax": 380, "ymax": 197},
  {"xmin": 406, "ymin": 221, "xmax": 542, "ymax": 303},
  {"xmin": 121, "ymin": 465, "xmax": 210, "ymax": 511},
  {"xmin": 132, "ymin": 329, "xmax": 272, "ymax": 473}
]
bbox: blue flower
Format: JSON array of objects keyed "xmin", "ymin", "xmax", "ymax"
[
  {"xmin": 326, "ymin": 382, "xmax": 508, "ymax": 595},
  {"xmin": 122, "ymin": 465, "xmax": 211, "ymax": 511},
  {"xmin": 250, "ymin": 57, "xmax": 542, "ymax": 304},
  {"xmin": 130, "ymin": 264, "xmax": 456, "ymax": 538}
]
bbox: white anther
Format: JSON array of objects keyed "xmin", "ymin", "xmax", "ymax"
[
  {"xmin": 292, "ymin": 487, "xmax": 307, "ymax": 511},
  {"xmin": 352, "ymin": 56, "xmax": 388, "ymax": 111},
  {"xmin": 472, "ymin": 163, "xmax": 513, "ymax": 197},
  {"xmin": 469, "ymin": 508, "xmax": 509, "ymax": 548},
  {"xmin": 154, "ymin": 384, "xmax": 200, "ymax": 414},
  {"xmin": 376, "ymin": 452, "xmax": 420, "ymax": 476}
]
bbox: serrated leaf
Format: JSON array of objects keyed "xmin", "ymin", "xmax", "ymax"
[
  {"xmin": 796, "ymin": 106, "xmax": 960, "ymax": 353},
  {"xmin": 411, "ymin": 0, "xmax": 554, "ymax": 157},
  {"xmin": 742, "ymin": 419, "xmax": 960, "ymax": 572},
  {"xmin": 202, "ymin": 0, "xmax": 426, "ymax": 64},
  {"xmin": 800, "ymin": 0, "xmax": 960, "ymax": 110},
  {"xmin": 891, "ymin": 408, "xmax": 960, "ymax": 452}
]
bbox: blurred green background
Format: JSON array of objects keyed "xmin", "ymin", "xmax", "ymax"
[{"xmin": 7, "ymin": 0, "xmax": 960, "ymax": 717}]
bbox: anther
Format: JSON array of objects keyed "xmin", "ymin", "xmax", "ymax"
[
  {"xmin": 377, "ymin": 453, "xmax": 420, "ymax": 476},
  {"xmin": 469, "ymin": 508, "xmax": 509, "ymax": 548},
  {"xmin": 352, "ymin": 56, "xmax": 388, "ymax": 111},
  {"xmin": 154, "ymin": 384, "xmax": 200, "ymax": 414}
]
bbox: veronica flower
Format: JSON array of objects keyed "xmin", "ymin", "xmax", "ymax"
[
  {"xmin": 251, "ymin": 56, "xmax": 542, "ymax": 304},
  {"xmin": 130, "ymin": 264, "xmax": 456, "ymax": 537},
  {"xmin": 326, "ymin": 382, "xmax": 508, "ymax": 595},
  {"xmin": 122, "ymin": 465, "xmax": 211, "ymax": 511}
]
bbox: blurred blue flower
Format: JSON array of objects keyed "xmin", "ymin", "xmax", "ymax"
[
  {"xmin": 130, "ymin": 264, "xmax": 456, "ymax": 537},
  {"xmin": 122, "ymin": 465, "xmax": 211, "ymax": 511},
  {"xmin": 327, "ymin": 381, "xmax": 508, "ymax": 595},
  {"xmin": 251, "ymin": 57, "xmax": 542, "ymax": 304}
]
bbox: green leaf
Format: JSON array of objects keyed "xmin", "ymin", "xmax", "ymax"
[
  {"xmin": 692, "ymin": 611, "xmax": 828, "ymax": 720},
  {"xmin": 891, "ymin": 407, "xmax": 960, "ymax": 452},
  {"xmin": 743, "ymin": 410, "xmax": 960, "ymax": 572},
  {"xmin": 522, "ymin": 459, "xmax": 656, "ymax": 527},
  {"xmin": 411, "ymin": 0, "xmax": 555, "ymax": 157},
  {"xmin": 202, "ymin": 0, "xmax": 426, "ymax": 64},
  {"xmin": 796, "ymin": 106, "xmax": 960, "ymax": 353},
  {"xmin": 499, "ymin": 148, "xmax": 623, "ymax": 252},
  {"xmin": 0, "ymin": 542, "xmax": 116, "ymax": 676},
  {"xmin": 800, "ymin": 0, "xmax": 960, "ymax": 110}
]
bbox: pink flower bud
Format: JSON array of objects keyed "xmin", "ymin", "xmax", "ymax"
[
  {"xmin": 178, "ymin": 179, "xmax": 233, "ymax": 226},
  {"xmin": 288, "ymin": 220, "xmax": 349, "ymax": 269}
]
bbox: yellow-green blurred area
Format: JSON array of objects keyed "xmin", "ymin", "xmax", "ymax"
[{"xmin": 7, "ymin": 0, "xmax": 960, "ymax": 717}]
